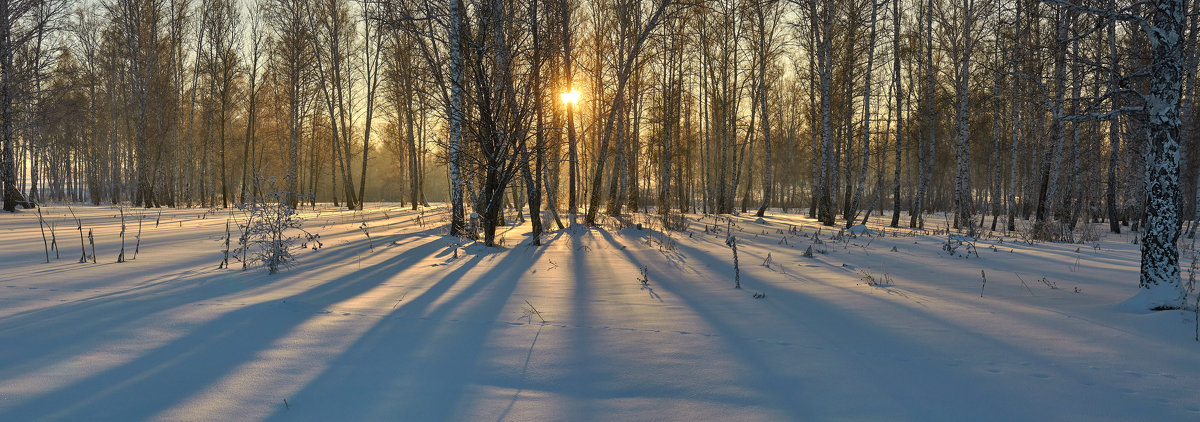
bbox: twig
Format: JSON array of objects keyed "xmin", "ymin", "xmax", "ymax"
[
  {"xmin": 88, "ymin": 228, "xmax": 96, "ymax": 263},
  {"xmin": 524, "ymin": 300, "xmax": 545, "ymax": 323},
  {"xmin": 117, "ymin": 208, "xmax": 126, "ymax": 263},
  {"xmin": 1015, "ymin": 273, "xmax": 1036, "ymax": 296},
  {"xmin": 69, "ymin": 206, "xmax": 86, "ymax": 263},
  {"xmin": 134, "ymin": 212, "xmax": 144, "ymax": 259},
  {"xmin": 36, "ymin": 207, "xmax": 49, "ymax": 263},
  {"xmin": 391, "ymin": 292, "xmax": 408, "ymax": 311}
]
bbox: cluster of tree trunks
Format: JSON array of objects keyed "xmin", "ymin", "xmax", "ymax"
[{"xmin": 0, "ymin": 0, "xmax": 1193, "ymax": 308}]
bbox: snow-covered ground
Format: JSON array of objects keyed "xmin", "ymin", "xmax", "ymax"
[{"xmin": 0, "ymin": 204, "xmax": 1196, "ymax": 421}]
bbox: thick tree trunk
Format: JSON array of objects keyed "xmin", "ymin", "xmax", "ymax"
[
  {"xmin": 0, "ymin": 0, "xmax": 24, "ymax": 212},
  {"xmin": 1133, "ymin": 0, "xmax": 1187, "ymax": 309},
  {"xmin": 951, "ymin": 0, "xmax": 974, "ymax": 232}
]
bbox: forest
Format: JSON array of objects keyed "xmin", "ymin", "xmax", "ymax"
[
  {"xmin": 0, "ymin": 0, "xmax": 1195, "ymax": 311},
  {"xmin": 1, "ymin": 0, "xmax": 1199, "ymax": 419}
]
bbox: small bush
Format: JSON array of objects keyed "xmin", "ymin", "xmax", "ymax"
[{"xmin": 236, "ymin": 186, "xmax": 320, "ymax": 274}]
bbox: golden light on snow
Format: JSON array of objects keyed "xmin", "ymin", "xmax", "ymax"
[{"xmin": 561, "ymin": 90, "xmax": 580, "ymax": 105}]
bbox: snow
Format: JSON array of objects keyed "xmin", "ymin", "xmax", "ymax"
[
  {"xmin": 1, "ymin": 204, "xmax": 1197, "ymax": 421},
  {"xmin": 848, "ymin": 223, "xmax": 870, "ymax": 236}
]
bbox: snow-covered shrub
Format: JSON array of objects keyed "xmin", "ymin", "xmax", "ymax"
[
  {"xmin": 1075, "ymin": 222, "xmax": 1100, "ymax": 243},
  {"xmin": 942, "ymin": 234, "xmax": 979, "ymax": 258},
  {"xmin": 858, "ymin": 267, "xmax": 893, "ymax": 287},
  {"xmin": 235, "ymin": 187, "xmax": 320, "ymax": 274},
  {"xmin": 661, "ymin": 212, "xmax": 689, "ymax": 232}
]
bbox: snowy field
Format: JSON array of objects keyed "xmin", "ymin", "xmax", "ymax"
[{"xmin": 0, "ymin": 203, "xmax": 1197, "ymax": 421}]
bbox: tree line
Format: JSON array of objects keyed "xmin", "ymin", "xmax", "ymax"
[{"xmin": 0, "ymin": 0, "xmax": 1193, "ymax": 308}]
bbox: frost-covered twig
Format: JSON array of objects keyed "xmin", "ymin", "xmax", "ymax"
[
  {"xmin": 235, "ymin": 179, "xmax": 320, "ymax": 274},
  {"xmin": 219, "ymin": 216, "xmax": 231, "ymax": 269},
  {"xmin": 523, "ymin": 300, "xmax": 545, "ymax": 323},
  {"xmin": 980, "ymin": 270, "xmax": 987, "ymax": 298},
  {"xmin": 117, "ymin": 208, "xmax": 126, "ymax": 263},
  {"xmin": 133, "ymin": 212, "xmax": 143, "ymax": 259},
  {"xmin": 1015, "ymin": 273, "xmax": 1036, "ymax": 296},
  {"xmin": 727, "ymin": 236, "xmax": 741, "ymax": 289},
  {"xmin": 88, "ymin": 228, "xmax": 96, "ymax": 263}
]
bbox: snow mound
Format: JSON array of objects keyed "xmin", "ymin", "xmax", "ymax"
[
  {"xmin": 848, "ymin": 224, "xmax": 870, "ymax": 236},
  {"xmin": 1117, "ymin": 286, "xmax": 1187, "ymax": 313},
  {"xmin": 461, "ymin": 241, "xmax": 505, "ymax": 255}
]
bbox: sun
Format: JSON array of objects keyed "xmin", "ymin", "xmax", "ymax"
[{"xmin": 561, "ymin": 89, "xmax": 580, "ymax": 104}]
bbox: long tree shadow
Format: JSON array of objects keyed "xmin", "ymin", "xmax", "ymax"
[
  {"xmin": 260, "ymin": 239, "xmax": 550, "ymax": 421},
  {"xmin": 598, "ymin": 227, "xmax": 1135, "ymax": 421},
  {"xmin": 563, "ymin": 228, "xmax": 601, "ymax": 421},
  {"xmin": 0, "ymin": 227, "xmax": 448, "ymax": 388},
  {"xmin": 591, "ymin": 228, "xmax": 814, "ymax": 418},
  {"xmin": 0, "ymin": 264, "xmax": 273, "ymax": 383},
  {"xmin": 0, "ymin": 236, "xmax": 447, "ymax": 422},
  {"xmin": 464, "ymin": 228, "xmax": 776, "ymax": 420}
]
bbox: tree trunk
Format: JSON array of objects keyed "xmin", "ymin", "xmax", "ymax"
[
  {"xmin": 584, "ymin": 0, "xmax": 671, "ymax": 226},
  {"xmin": 890, "ymin": 0, "xmax": 903, "ymax": 228},
  {"xmin": 847, "ymin": 0, "xmax": 880, "ymax": 227},
  {"xmin": 952, "ymin": 0, "xmax": 974, "ymax": 232},
  {"xmin": 448, "ymin": 0, "xmax": 466, "ymax": 236},
  {"xmin": 1133, "ymin": 0, "xmax": 1187, "ymax": 309},
  {"xmin": 911, "ymin": 0, "xmax": 935, "ymax": 229}
]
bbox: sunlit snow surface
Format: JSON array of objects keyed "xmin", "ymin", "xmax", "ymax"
[{"xmin": 0, "ymin": 204, "xmax": 1196, "ymax": 421}]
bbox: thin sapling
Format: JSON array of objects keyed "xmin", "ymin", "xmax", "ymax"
[
  {"xmin": 726, "ymin": 236, "xmax": 741, "ymax": 289},
  {"xmin": 117, "ymin": 208, "xmax": 126, "ymax": 263}
]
